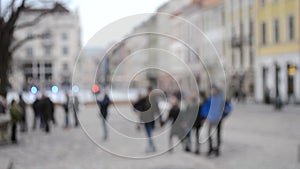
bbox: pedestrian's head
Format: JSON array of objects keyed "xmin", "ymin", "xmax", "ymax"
[
  {"xmin": 199, "ymin": 91, "xmax": 206, "ymax": 100},
  {"xmin": 210, "ymin": 85, "xmax": 219, "ymax": 95},
  {"xmin": 11, "ymin": 99, "xmax": 16, "ymax": 105},
  {"xmin": 147, "ymin": 86, "xmax": 153, "ymax": 95},
  {"xmin": 170, "ymin": 96, "xmax": 178, "ymax": 106},
  {"xmin": 19, "ymin": 94, "xmax": 23, "ymax": 99}
]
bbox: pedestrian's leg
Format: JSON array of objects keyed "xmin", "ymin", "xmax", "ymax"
[
  {"xmin": 168, "ymin": 133, "xmax": 173, "ymax": 152},
  {"xmin": 65, "ymin": 111, "xmax": 69, "ymax": 128},
  {"xmin": 184, "ymin": 131, "xmax": 191, "ymax": 152},
  {"xmin": 40, "ymin": 113, "xmax": 45, "ymax": 129},
  {"xmin": 51, "ymin": 112, "xmax": 56, "ymax": 125},
  {"xmin": 20, "ymin": 114, "xmax": 25, "ymax": 132},
  {"xmin": 144, "ymin": 123, "xmax": 155, "ymax": 152},
  {"xmin": 32, "ymin": 113, "xmax": 37, "ymax": 130},
  {"xmin": 195, "ymin": 127, "xmax": 200, "ymax": 154},
  {"xmin": 102, "ymin": 117, "xmax": 108, "ymax": 140},
  {"xmin": 216, "ymin": 120, "xmax": 222, "ymax": 156},
  {"xmin": 207, "ymin": 123, "xmax": 213, "ymax": 156},
  {"xmin": 20, "ymin": 112, "xmax": 28, "ymax": 132},
  {"xmin": 217, "ymin": 120, "xmax": 222, "ymax": 147},
  {"xmin": 45, "ymin": 120, "xmax": 50, "ymax": 133},
  {"xmin": 11, "ymin": 123, "xmax": 17, "ymax": 143},
  {"xmin": 74, "ymin": 108, "xmax": 79, "ymax": 127},
  {"xmin": 24, "ymin": 112, "xmax": 28, "ymax": 131}
]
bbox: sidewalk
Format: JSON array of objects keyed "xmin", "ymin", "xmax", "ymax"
[{"xmin": 0, "ymin": 103, "xmax": 299, "ymax": 169}]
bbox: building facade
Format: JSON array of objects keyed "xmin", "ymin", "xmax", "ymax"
[
  {"xmin": 224, "ymin": 0, "xmax": 255, "ymax": 100},
  {"xmin": 255, "ymin": 0, "xmax": 300, "ymax": 103},
  {"xmin": 11, "ymin": 3, "xmax": 81, "ymax": 92}
]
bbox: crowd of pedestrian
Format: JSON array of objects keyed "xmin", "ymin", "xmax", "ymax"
[
  {"xmin": 0, "ymin": 85, "xmax": 232, "ymax": 158},
  {"xmin": 130, "ymin": 85, "xmax": 233, "ymax": 157},
  {"xmin": 0, "ymin": 92, "xmax": 80, "ymax": 144}
]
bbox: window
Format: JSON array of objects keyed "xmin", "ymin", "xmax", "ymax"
[
  {"xmin": 27, "ymin": 32, "xmax": 33, "ymax": 39},
  {"xmin": 62, "ymin": 32, "xmax": 68, "ymax": 40},
  {"xmin": 261, "ymin": 22, "xmax": 267, "ymax": 45},
  {"xmin": 63, "ymin": 63, "xmax": 68, "ymax": 70},
  {"xmin": 249, "ymin": 19, "xmax": 253, "ymax": 45},
  {"xmin": 62, "ymin": 47, "xmax": 68, "ymax": 55},
  {"xmin": 287, "ymin": 15, "xmax": 295, "ymax": 41},
  {"xmin": 44, "ymin": 46, "xmax": 52, "ymax": 55},
  {"xmin": 273, "ymin": 19, "xmax": 280, "ymax": 43},
  {"xmin": 26, "ymin": 47, "xmax": 33, "ymax": 57}
]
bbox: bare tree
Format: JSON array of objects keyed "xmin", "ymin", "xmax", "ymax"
[{"xmin": 0, "ymin": 0, "xmax": 62, "ymax": 97}]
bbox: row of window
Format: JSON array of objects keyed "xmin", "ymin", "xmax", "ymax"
[
  {"xmin": 27, "ymin": 32, "xmax": 69, "ymax": 41},
  {"xmin": 261, "ymin": 15, "xmax": 295, "ymax": 45},
  {"xmin": 26, "ymin": 46, "xmax": 69, "ymax": 57},
  {"xmin": 24, "ymin": 62, "xmax": 69, "ymax": 81}
]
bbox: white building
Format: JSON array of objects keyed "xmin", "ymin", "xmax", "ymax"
[{"xmin": 11, "ymin": 3, "xmax": 81, "ymax": 92}]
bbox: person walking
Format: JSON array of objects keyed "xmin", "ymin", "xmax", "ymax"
[
  {"xmin": 72, "ymin": 95, "xmax": 80, "ymax": 127},
  {"xmin": 191, "ymin": 91, "xmax": 208, "ymax": 154},
  {"xmin": 163, "ymin": 96, "xmax": 182, "ymax": 152},
  {"xmin": 10, "ymin": 100, "xmax": 22, "ymax": 143},
  {"xmin": 97, "ymin": 92, "xmax": 111, "ymax": 140},
  {"xmin": 206, "ymin": 85, "xmax": 225, "ymax": 157},
  {"xmin": 41, "ymin": 94, "xmax": 54, "ymax": 133},
  {"xmin": 182, "ymin": 95, "xmax": 199, "ymax": 152},
  {"xmin": 63, "ymin": 93, "xmax": 70, "ymax": 129},
  {"xmin": 19, "ymin": 94, "xmax": 27, "ymax": 132},
  {"xmin": 32, "ymin": 95, "xmax": 43, "ymax": 130},
  {"xmin": 137, "ymin": 87, "xmax": 162, "ymax": 153}
]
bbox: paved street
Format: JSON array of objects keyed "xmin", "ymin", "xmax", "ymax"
[{"xmin": 0, "ymin": 103, "xmax": 300, "ymax": 169}]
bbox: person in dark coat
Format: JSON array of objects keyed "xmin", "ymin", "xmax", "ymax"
[
  {"xmin": 135, "ymin": 87, "xmax": 162, "ymax": 153},
  {"xmin": 72, "ymin": 95, "xmax": 80, "ymax": 127},
  {"xmin": 97, "ymin": 92, "xmax": 111, "ymax": 140},
  {"xmin": 163, "ymin": 96, "xmax": 181, "ymax": 152},
  {"xmin": 192, "ymin": 91, "xmax": 208, "ymax": 154},
  {"xmin": 181, "ymin": 95, "xmax": 199, "ymax": 152},
  {"xmin": 63, "ymin": 93, "xmax": 70, "ymax": 128},
  {"xmin": 32, "ymin": 95, "xmax": 43, "ymax": 130},
  {"xmin": 41, "ymin": 95, "xmax": 54, "ymax": 133},
  {"xmin": 19, "ymin": 94, "xmax": 27, "ymax": 132}
]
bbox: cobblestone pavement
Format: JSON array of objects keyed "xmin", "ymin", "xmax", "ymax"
[{"xmin": 0, "ymin": 103, "xmax": 300, "ymax": 169}]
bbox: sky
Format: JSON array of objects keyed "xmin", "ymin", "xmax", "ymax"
[{"xmin": 69, "ymin": 0, "xmax": 170, "ymax": 47}]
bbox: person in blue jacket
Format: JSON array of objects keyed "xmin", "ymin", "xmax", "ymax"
[{"xmin": 206, "ymin": 85, "xmax": 225, "ymax": 157}]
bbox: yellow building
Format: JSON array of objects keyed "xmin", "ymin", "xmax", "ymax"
[{"xmin": 255, "ymin": 0, "xmax": 300, "ymax": 103}]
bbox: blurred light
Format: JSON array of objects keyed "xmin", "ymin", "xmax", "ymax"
[
  {"xmin": 72, "ymin": 85, "xmax": 79, "ymax": 93},
  {"xmin": 92, "ymin": 84, "xmax": 100, "ymax": 93},
  {"xmin": 30, "ymin": 86, "xmax": 38, "ymax": 94},
  {"xmin": 52, "ymin": 86, "xmax": 59, "ymax": 93}
]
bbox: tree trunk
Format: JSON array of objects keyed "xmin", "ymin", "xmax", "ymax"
[{"xmin": 0, "ymin": 25, "xmax": 14, "ymax": 97}]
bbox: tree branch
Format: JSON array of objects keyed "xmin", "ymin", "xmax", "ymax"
[
  {"xmin": 15, "ymin": 9, "xmax": 52, "ymax": 29},
  {"xmin": 2, "ymin": 0, "xmax": 16, "ymax": 19},
  {"xmin": 10, "ymin": 33, "xmax": 46, "ymax": 52},
  {"xmin": 5, "ymin": 0, "xmax": 26, "ymax": 31}
]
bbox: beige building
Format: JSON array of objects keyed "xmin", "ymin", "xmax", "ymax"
[{"xmin": 224, "ymin": 0, "xmax": 255, "ymax": 99}]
